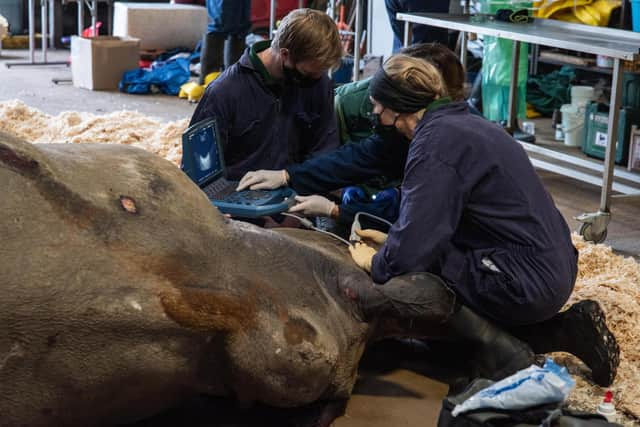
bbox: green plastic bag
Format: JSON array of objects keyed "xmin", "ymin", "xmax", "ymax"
[{"xmin": 480, "ymin": 0, "xmax": 530, "ymax": 121}]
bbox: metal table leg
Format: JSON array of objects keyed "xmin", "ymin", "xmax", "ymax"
[
  {"xmin": 77, "ymin": 0, "xmax": 83, "ymax": 35},
  {"xmin": 48, "ymin": 0, "xmax": 55, "ymax": 47},
  {"xmin": 507, "ymin": 40, "xmax": 521, "ymax": 133},
  {"xmin": 30, "ymin": 0, "xmax": 35, "ymax": 63},
  {"xmin": 353, "ymin": 0, "xmax": 362, "ymax": 81},
  {"xmin": 575, "ymin": 58, "xmax": 624, "ymax": 243},
  {"xmin": 366, "ymin": 0, "xmax": 373, "ymax": 55},
  {"xmin": 107, "ymin": 0, "xmax": 113, "ymax": 35},
  {"xmin": 530, "ymin": 43, "xmax": 539, "ymax": 75},
  {"xmin": 41, "ymin": 0, "xmax": 48, "ymax": 62},
  {"xmin": 270, "ymin": 0, "xmax": 276, "ymax": 37},
  {"xmin": 90, "ymin": 0, "xmax": 99, "ymax": 36},
  {"xmin": 460, "ymin": 0, "xmax": 470, "ymax": 69},
  {"xmin": 460, "ymin": 32, "xmax": 468, "ymax": 69},
  {"xmin": 403, "ymin": 19, "xmax": 411, "ymax": 47}
]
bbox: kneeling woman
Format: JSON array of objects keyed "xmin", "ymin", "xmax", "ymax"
[
  {"xmin": 347, "ymin": 54, "xmax": 618, "ymax": 386},
  {"xmin": 237, "ymin": 54, "xmax": 619, "ymax": 386}
]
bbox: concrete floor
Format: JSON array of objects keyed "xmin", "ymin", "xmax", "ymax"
[
  {"xmin": 0, "ymin": 49, "xmax": 195, "ymax": 121},
  {"xmin": 1, "ymin": 48, "xmax": 639, "ymax": 426}
]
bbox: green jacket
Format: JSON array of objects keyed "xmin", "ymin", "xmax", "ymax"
[
  {"xmin": 335, "ymin": 77, "xmax": 374, "ymax": 145},
  {"xmin": 334, "ymin": 77, "xmax": 401, "ymax": 195}
]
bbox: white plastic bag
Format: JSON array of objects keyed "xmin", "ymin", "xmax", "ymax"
[{"xmin": 452, "ymin": 359, "xmax": 575, "ymax": 416}]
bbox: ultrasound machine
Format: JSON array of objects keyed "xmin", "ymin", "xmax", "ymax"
[{"xmin": 181, "ymin": 118, "xmax": 296, "ymax": 218}]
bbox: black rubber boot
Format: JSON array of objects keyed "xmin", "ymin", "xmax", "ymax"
[
  {"xmin": 224, "ymin": 36, "xmax": 246, "ymax": 69},
  {"xmin": 199, "ymin": 33, "xmax": 225, "ymax": 85},
  {"xmin": 509, "ymin": 300, "xmax": 620, "ymax": 387},
  {"xmin": 445, "ymin": 304, "xmax": 535, "ymax": 381}
]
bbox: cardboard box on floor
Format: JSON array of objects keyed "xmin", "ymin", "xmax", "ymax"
[{"xmin": 71, "ymin": 36, "xmax": 140, "ymax": 91}]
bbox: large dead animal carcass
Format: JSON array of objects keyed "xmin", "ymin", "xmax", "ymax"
[{"xmin": 1, "ymin": 131, "xmax": 460, "ymax": 426}]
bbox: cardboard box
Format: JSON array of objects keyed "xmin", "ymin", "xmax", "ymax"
[
  {"xmin": 71, "ymin": 36, "xmax": 140, "ymax": 91},
  {"xmin": 113, "ymin": 2, "xmax": 207, "ymax": 51}
]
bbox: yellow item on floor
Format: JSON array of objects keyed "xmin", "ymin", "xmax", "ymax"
[
  {"xmin": 178, "ymin": 71, "xmax": 221, "ymax": 102},
  {"xmin": 526, "ymin": 103, "xmax": 542, "ymax": 119},
  {"xmin": 204, "ymin": 71, "xmax": 221, "ymax": 86},
  {"xmin": 179, "ymin": 82, "xmax": 205, "ymax": 102},
  {"xmin": 0, "ymin": 34, "xmax": 36, "ymax": 49}
]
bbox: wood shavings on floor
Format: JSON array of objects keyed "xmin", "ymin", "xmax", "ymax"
[
  {"xmin": 0, "ymin": 100, "xmax": 188, "ymax": 165},
  {"xmin": 555, "ymin": 235, "xmax": 640, "ymax": 425},
  {"xmin": 1, "ymin": 100, "xmax": 639, "ymax": 424}
]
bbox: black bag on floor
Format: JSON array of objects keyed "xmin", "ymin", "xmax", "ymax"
[{"xmin": 438, "ymin": 379, "xmax": 622, "ymax": 427}]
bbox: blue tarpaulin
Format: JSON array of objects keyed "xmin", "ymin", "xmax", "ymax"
[{"xmin": 119, "ymin": 53, "xmax": 195, "ymax": 95}]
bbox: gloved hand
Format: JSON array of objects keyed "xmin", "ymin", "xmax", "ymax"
[
  {"xmin": 236, "ymin": 169, "xmax": 288, "ymax": 191},
  {"xmin": 288, "ymin": 195, "xmax": 336, "ymax": 217},
  {"xmin": 348, "ymin": 242, "xmax": 377, "ymax": 273},
  {"xmin": 355, "ymin": 229, "xmax": 388, "ymax": 250}
]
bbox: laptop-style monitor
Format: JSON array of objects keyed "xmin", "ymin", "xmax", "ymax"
[{"xmin": 181, "ymin": 118, "xmax": 296, "ymax": 218}]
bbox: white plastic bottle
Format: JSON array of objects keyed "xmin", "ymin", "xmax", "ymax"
[{"xmin": 597, "ymin": 390, "xmax": 617, "ymax": 423}]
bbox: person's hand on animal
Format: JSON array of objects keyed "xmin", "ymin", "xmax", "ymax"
[
  {"xmin": 355, "ymin": 229, "xmax": 388, "ymax": 250},
  {"xmin": 289, "ymin": 195, "xmax": 337, "ymax": 217},
  {"xmin": 349, "ymin": 242, "xmax": 377, "ymax": 273},
  {"xmin": 236, "ymin": 169, "xmax": 288, "ymax": 191}
]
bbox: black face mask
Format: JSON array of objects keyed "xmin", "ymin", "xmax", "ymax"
[
  {"xmin": 282, "ymin": 63, "xmax": 320, "ymax": 88},
  {"xmin": 370, "ymin": 110, "xmax": 399, "ymax": 139}
]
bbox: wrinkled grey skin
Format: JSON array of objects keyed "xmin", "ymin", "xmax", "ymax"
[{"xmin": 0, "ymin": 132, "xmax": 453, "ymax": 426}]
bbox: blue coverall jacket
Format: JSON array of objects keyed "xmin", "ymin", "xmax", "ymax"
[
  {"xmin": 206, "ymin": 0, "xmax": 251, "ymax": 36},
  {"xmin": 288, "ymin": 102, "xmax": 578, "ymax": 326},
  {"xmin": 190, "ymin": 44, "xmax": 340, "ymax": 180}
]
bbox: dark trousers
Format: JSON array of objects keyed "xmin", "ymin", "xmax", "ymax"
[
  {"xmin": 385, "ymin": 0, "xmax": 451, "ymax": 52},
  {"xmin": 206, "ymin": 0, "xmax": 252, "ymax": 37}
]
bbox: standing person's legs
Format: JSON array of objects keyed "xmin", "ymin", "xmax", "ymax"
[
  {"xmin": 384, "ymin": 0, "xmax": 406, "ymax": 52},
  {"xmin": 406, "ymin": 0, "xmax": 450, "ymax": 46},
  {"xmin": 385, "ymin": 0, "xmax": 451, "ymax": 52},
  {"xmin": 201, "ymin": 0, "xmax": 228, "ymax": 84},
  {"xmin": 223, "ymin": 0, "xmax": 251, "ymax": 68},
  {"xmin": 201, "ymin": 0, "xmax": 251, "ymax": 83}
]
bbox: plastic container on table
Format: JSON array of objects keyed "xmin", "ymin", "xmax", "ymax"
[{"xmin": 561, "ymin": 103, "xmax": 585, "ymax": 147}]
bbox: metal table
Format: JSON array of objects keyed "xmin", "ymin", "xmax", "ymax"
[
  {"xmin": 5, "ymin": 0, "xmax": 113, "ymax": 69},
  {"xmin": 5, "ymin": 0, "xmax": 68, "ymax": 67},
  {"xmin": 269, "ymin": 0, "xmax": 365, "ymax": 82},
  {"xmin": 397, "ymin": 13, "xmax": 640, "ymax": 243}
]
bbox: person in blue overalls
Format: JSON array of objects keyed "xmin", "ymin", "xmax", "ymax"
[
  {"xmin": 190, "ymin": 9, "xmax": 344, "ymax": 180},
  {"xmin": 236, "ymin": 54, "xmax": 620, "ymax": 386},
  {"xmin": 385, "ymin": 0, "xmax": 452, "ymax": 52},
  {"xmin": 199, "ymin": 1, "xmax": 252, "ymax": 84}
]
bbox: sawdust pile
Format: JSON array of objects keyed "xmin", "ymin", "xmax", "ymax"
[
  {"xmin": 558, "ymin": 235, "xmax": 640, "ymax": 424},
  {"xmin": 1, "ymin": 100, "xmax": 639, "ymax": 423},
  {"xmin": 0, "ymin": 100, "xmax": 188, "ymax": 165}
]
